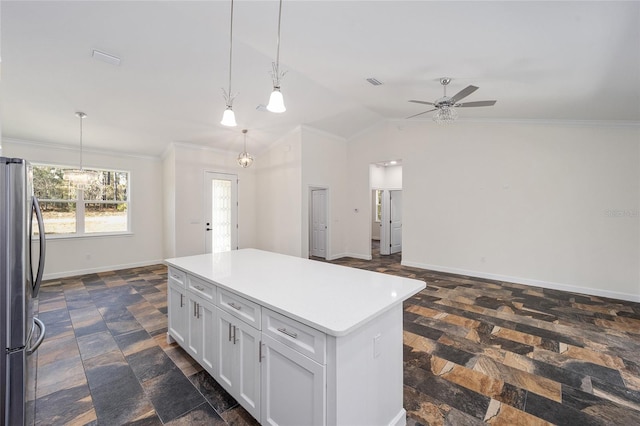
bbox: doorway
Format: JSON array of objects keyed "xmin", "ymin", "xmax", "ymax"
[
  {"xmin": 204, "ymin": 172, "xmax": 238, "ymax": 254},
  {"xmin": 310, "ymin": 188, "xmax": 328, "ymax": 258},
  {"xmin": 370, "ymin": 162, "xmax": 402, "ymax": 258}
]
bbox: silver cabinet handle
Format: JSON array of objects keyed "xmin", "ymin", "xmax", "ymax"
[
  {"xmin": 259, "ymin": 340, "xmax": 263, "ymax": 362},
  {"xmin": 180, "ymin": 293, "xmax": 184, "ymax": 307},
  {"xmin": 194, "ymin": 285, "xmax": 205, "ymax": 291},
  {"xmin": 233, "ymin": 325, "xmax": 237, "ymax": 344},
  {"xmin": 228, "ymin": 302, "xmax": 242, "ymax": 311},
  {"xmin": 196, "ymin": 303, "xmax": 200, "ymax": 319},
  {"xmin": 193, "ymin": 301, "xmax": 197, "ymax": 317},
  {"xmin": 277, "ymin": 327, "xmax": 298, "ymax": 339},
  {"xmin": 228, "ymin": 322, "xmax": 232, "ymax": 342},
  {"xmin": 172, "ymin": 274, "xmax": 181, "ymax": 280}
]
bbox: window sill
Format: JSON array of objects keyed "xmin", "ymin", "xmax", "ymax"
[{"xmin": 35, "ymin": 231, "xmax": 134, "ymax": 241}]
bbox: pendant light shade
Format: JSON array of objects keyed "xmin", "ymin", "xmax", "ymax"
[
  {"xmin": 221, "ymin": 0, "xmax": 237, "ymax": 127},
  {"xmin": 267, "ymin": 88, "xmax": 286, "ymax": 113},
  {"xmin": 237, "ymin": 129, "xmax": 254, "ymax": 168},
  {"xmin": 267, "ymin": 0, "xmax": 286, "ymax": 113},
  {"xmin": 63, "ymin": 112, "xmax": 99, "ymax": 189},
  {"xmin": 221, "ymin": 106, "xmax": 237, "ymax": 127}
]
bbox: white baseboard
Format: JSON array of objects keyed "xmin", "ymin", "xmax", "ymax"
[
  {"xmin": 41, "ymin": 259, "xmax": 164, "ymax": 282},
  {"xmin": 401, "ymin": 260, "xmax": 640, "ymax": 303},
  {"xmin": 328, "ymin": 253, "xmax": 372, "ymax": 261}
]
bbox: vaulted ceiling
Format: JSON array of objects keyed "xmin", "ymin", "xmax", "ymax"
[{"xmin": 2, "ymin": 1, "xmax": 639, "ymax": 157}]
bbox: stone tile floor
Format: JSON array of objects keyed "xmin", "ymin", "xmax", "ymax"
[{"xmin": 34, "ymin": 246, "xmax": 640, "ymax": 425}]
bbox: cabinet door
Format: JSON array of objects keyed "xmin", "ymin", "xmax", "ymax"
[
  {"xmin": 236, "ymin": 321, "xmax": 261, "ymax": 420},
  {"xmin": 215, "ymin": 309, "xmax": 236, "ymax": 393},
  {"xmin": 187, "ymin": 293, "xmax": 201, "ymax": 358},
  {"xmin": 215, "ymin": 310, "xmax": 261, "ymax": 421},
  {"xmin": 187, "ymin": 292, "xmax": 216, "ymax": 373},
  {"xmin": 168, "ymin": 281, "xmax": 187, "ymax": 346},
  {"xmin": 261, "ymin": 334, "xmax": 326, "ymax": 426},
  {"xmin": 198, "ymin": 300, "xmax": 216, "ymax": 374}
]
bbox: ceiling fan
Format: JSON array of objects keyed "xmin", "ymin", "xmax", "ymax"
[{"xmin": 407, "ymin": 77, "xmax": 496, "ymax": 122}]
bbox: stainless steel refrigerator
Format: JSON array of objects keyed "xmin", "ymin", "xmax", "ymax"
[{"xmin": 1, "ymin": 157, "xmax": 46, "ymax": 425}]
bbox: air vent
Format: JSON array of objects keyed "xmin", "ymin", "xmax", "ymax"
[
  {"xmin": 92, "ymin": 50, "xmax": 121, "ymax": 66},
  {"xmin": 366, "ymin": 77, "xmax": 383, "ymax": 86}
]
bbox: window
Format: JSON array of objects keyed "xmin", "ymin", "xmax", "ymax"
[
  {"xmin": 375, "ymin": 189, "xmax": 383, "ymax": 222},
  {"xmin": 33, "ymin": 164, "xmax": 130, "ymax": 236}
]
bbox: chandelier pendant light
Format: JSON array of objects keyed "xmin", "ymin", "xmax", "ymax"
[
  {"xmin": 221, "ymin": 0, "xmax": 237, "ymax": 127},
  {"xmin": 267, "ymin": 0, "xmax": 286, "ymax": 113},
  {"xmin": 237, "ymin": 129, "xmax": 254, "ymax": 168},
  {"xmin": 64, "ymin": 112, "xmax": 99, "ymax": 189}
]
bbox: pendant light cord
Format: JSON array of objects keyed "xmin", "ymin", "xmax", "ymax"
[
  {"xmin": 275, "ymin": 0, "xmax": 282, "ymax": 69},
  {"xmin": 272, "ymin": 0, "xmax": 283, "ymax": 87},
  {"xmin": 227, "ymin": 0, "xmax": 234, "ymax": 103},
  {"xmin": 80, "ymin": 115, "xmax": 83, "ymax": 170}
]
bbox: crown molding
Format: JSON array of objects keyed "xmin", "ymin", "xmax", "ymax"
[
  {"xmin": 2, "ymin": 137, "xmax": 161, "ymax": 161},
  {"xmin": 388, "ymin": 117, "xmax": 640, "ymax": 128}
]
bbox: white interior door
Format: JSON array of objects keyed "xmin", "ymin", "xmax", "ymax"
[
  {"xmin": 379, "ymin": 190, "xmax": 390, "ymax": 255},
  {"xmin": 390, "ymin": 190, "xmax": 402, "ymax": 254},
  {"xmin": 310, "ymin": 189, "xmax": 327, "ymax": 258},
  {"xmin": 204, "ymin": 172, "xmax": 238, "ymax": 254}
]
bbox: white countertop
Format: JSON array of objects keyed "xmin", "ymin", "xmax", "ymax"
[{"xmin": 165, "ymin": 249, "xmax": 425, "ymax": 336}]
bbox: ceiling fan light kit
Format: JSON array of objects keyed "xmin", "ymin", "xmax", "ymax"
[{"xmin": 407, "ymin": 77, "xmax": 496, "ymax": 124}]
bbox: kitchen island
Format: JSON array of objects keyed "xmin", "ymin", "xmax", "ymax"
[{"xmin": 165, "ymin": 248, "xmax": 425, "ymax": 426}]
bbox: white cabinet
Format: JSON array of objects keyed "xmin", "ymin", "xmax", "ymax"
[
  {"xmin": 261, "ymin": 334, "xmax": 325, "ymax": 426},
  {"xmin": 166, "ymin": 250, "xmax": 423, "ymax": 426},
  {"xmin": 215, "ymin": 309, "xmax": 261, "ymax": 420},
  {"xmin": 167, "ymin": 270, "xmax": 187, "ymax": 346},
  {"xmin": 186, "ymin": 291, "xmax": 216, "ymax": 374}
]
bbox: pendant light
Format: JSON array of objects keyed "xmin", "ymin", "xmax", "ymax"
[
  {"xmin": 267, "ymin": 0, "xmax": 286, "ymax": 113},
  {"xmin": 221, "ymin": 0, "xmax": 237, "ymax": 126},
  {"xmin": 237, "ymin": 129, "xmax": 254, "ymax": 168},
  {"xmin": 63, "ymin": 112, "xmax": 99, "ymax": 189}
]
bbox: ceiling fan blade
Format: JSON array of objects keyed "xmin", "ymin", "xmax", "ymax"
[
  {"xmin": 449, "ymin": 85, "xmax": 479, "ymax": 103},
  {"xmin": 406, "ymin": 109, "xmax": 437, "ymax": 119},
  {"xmin": 456, "ymin": 100, "xmax": 497, "ymax": 108},
  {"xmin": 409, "ymin": 100, "xmax": 435, "ymax": 106}
]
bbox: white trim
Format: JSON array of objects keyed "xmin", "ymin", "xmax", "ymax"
[
  {"xmin": 41, "ymin": 259, "xmax": 164, "ymax": 282},
  {"xmin": 3, "ymin": 137, "xmax": 160, "ymax": 161},
  {"xmin": 401, "ymin": 260, "xmax": 640, "ymax": 303},
  {"xmin": 328, "ymin": 253, "xmax": 372, "ymax": 261},
  {"xmin": 388, "ymin": 117, "xmax": 640, "ymax": 129}
]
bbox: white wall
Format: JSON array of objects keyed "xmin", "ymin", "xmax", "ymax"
[
  {"xmin": 254, "ymin": 128, "xmax": 303, "ymax": 257},
  {"xmin": 3, "ymin": 138, "xmax": 164, "ymax": 279},
  {"xmin": 347, "ymin": 121, "xmax": 640, "ymax": 301},
  {"xmin": 300, "ymin": 126, "xmax": 348, "ymax": 259},
  {"xmin": 166, "ymin": 143, "xmax": 257, "ymax": 258},
  {"xmin": 162, "ymin": 145, "xmax": 176, "ymax": 258}
]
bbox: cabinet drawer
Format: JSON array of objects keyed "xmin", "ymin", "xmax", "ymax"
[
  {"xmin": 168, "ymin": 267, "xmax": 186, "ymax": 287},
  {"xmin": 218, "ymin": 288, "xmax": 261, "ymax": 330},
  {"xmin": 262, "ymin": 308, "xmax": 326, "ymax": 364},
  {"xmin": 188, "ymin": 275, "xmax": 216, "ymax": 302}
]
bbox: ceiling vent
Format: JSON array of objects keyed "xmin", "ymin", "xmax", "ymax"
[
  {"xmin": 92, "ymin": 49, "xmax": 121, "ymax": 66},
  {"xmin": 366, "ymin": 77, "xmax": 383, "ymax": 86}
]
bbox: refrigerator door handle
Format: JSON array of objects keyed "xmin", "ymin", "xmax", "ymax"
[
  {"xmin": 26, "ymin": 317, "xmax": 46, "ymax": 355},
  {"xmin": 31, "ymin": 196, "xmax": 46, "ymax": 297}
]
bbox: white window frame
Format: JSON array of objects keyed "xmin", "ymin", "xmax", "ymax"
[{"xmin": 33, "ymin": 163, "xmax": 132, "ymax": 238}]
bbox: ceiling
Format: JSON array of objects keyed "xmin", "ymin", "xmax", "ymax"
[{"xmin": 2, "ymin": 1, "xmax": 639, "ymax": 157}]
